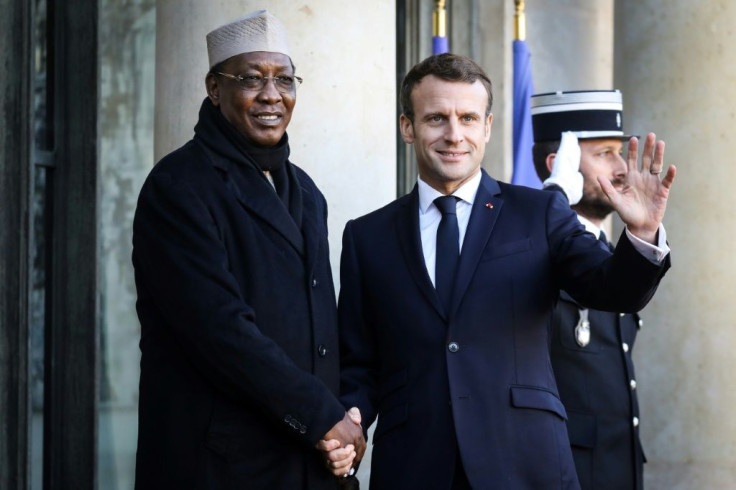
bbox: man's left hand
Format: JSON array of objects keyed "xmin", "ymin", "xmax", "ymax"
[
  {"xmin": 315, "ymin": 407, "xmax": 364, "ymax": 477},
  {"xmin": 599, "ymin": 132, "xmax": 676, "ymax": 244},
  {"xmin": 316, "ymin": 439, "xmax": 357, "ymax": 477}
]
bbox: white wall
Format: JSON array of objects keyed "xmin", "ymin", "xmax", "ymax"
[{"xmin": 615, "ymin": 1, "xmax": 736, "ymax": 487}]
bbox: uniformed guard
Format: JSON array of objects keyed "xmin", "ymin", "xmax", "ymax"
[{"xmin": 530, "ymin": 89, "xmax": 669, "ymax": 490}]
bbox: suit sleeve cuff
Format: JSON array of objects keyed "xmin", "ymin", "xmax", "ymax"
[{"xmin": 625, "ymin": 224, "xmax": 670, "ymax": 264}]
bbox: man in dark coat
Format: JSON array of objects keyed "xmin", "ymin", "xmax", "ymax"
[
  {"xmin": 531, "ymin": 90, "xmax": 658, "ymax": 490},
  {"xmin": 132, "ymin": 10, "xmax": 363, "ymax": 490},
  {"xmin": 337, "ymin": 55, "xmax": 675, "ymax": 489}
]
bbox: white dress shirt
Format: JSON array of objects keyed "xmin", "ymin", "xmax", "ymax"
[{"xmin": 418, "ymin": 172, "xmax": 482, "ymax": 287}]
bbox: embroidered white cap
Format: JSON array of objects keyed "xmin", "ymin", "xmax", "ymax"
[{"xmin": 206, "ymin": 10, "xmax": 291, "ymax": 68}]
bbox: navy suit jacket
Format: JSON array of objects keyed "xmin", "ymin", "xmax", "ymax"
[{"xmin": 338, "ymin": 170, "xmax": 669, "ymax": 490}]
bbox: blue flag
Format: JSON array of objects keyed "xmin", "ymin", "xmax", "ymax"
[
  {"xmin": 433, "ymin": 36, "xmax": 449, "ymax": 55},
  {"xmin": 511, "ymin": 39, "xmax": 541, "ymax": 188}
]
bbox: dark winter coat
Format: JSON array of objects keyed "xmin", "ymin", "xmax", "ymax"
[{"xmin": 133, "ymin": 100, "xmax": 345, "ymax": 490}]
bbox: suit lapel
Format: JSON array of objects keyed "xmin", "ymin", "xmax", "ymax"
[
  {"xmin": 214, "ymin": 154, "xmax": 305, "ymax": 255},
  {"xmin": 450, "ymin": 171, "xmax": 503, "ymax": 316},
  {"xmin": 396, "ymin": 187, "xmax": 446, "ymax": 319}
]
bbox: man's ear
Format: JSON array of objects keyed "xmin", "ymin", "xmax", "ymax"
[
  {"xmin": 545, "ymin": 153, "xmax": 556, "ymax": 174},
  {"xmin": 205, "ymin": 74, "xmax": 220, "ymax": 106},
  {"xmin": 399, "ymin": 114, "xmax": 414, "ymax": 144},
  {"xmin": 484, "ymin": 113, "xmax": 493, "ymax": 143}
]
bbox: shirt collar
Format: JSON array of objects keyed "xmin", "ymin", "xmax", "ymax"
[
  {"xmin": 576, "ymin": 214, "xmax": 603, "ymax": 239},
  {"xmin": 417, "ymin": 170, "xmax": 482, "ymax": 213}
]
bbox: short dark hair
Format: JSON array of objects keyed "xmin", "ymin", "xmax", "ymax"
[
  {"xmin": 532, "ymin": 140, "xmax": 561, "ymax": 181},
  {"xmin": 400, "ymin": 53, "xmax": 493, "ymax": 122}
]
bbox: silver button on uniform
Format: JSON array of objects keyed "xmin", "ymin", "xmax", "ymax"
[
  {"xmin": 630, "ymin": 379, "xmax": 637, "ymax": 390},
  {"xmin": 633, "ymin": 416, "xmax": 639, "ymax": 427},
  {"xmin": 448, "ymin": 342, "xmax": 459, "ymax": 353},
  {"xmin": 622, "ymin": 342, "xmax": 630, "ymax": 353}
]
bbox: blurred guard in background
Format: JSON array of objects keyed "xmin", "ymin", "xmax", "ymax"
[{"xmin": 532, "ymin": 89, "xmax": 659, "ymax": 490}]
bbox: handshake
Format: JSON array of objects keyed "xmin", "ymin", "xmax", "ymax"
[{"xmin": 315, "ymin": 407, "xmax": 366, "ymax": 478}]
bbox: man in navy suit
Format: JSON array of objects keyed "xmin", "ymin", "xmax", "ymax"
[
  {"xmin": 338, "ymin": 54, "xmax": 675, "ymax": 489},
  {"xmin": 531, "ymin": 90, "xmax": 655, "ymax": 490}
]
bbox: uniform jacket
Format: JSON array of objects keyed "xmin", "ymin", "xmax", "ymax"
[
  {"xmin": 132, "ymin": 101, "xmax": 345, "ymax": 489},
  {"xmin": 551, "ymin": 288, "xmax": 645, "ymax": 490},
  {"xmin": 338, "ymin": 171, "xmax": 669, "ymax": 490}
]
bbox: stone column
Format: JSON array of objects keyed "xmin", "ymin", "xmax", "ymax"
[
  {"xmin": 155, "ymin": 1, "xmax": 397, "ymax": 274},
  {"xmin": 614, "ymin": 1, "xmax": 736, "ymax": 488},
  {"xmin": 527, "ymin": 0, "xmax": 615, "ymax": 93}
]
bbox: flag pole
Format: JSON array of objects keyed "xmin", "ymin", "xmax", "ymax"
[
  {"xmin": 511, "ymin": 0, "xmax": 541, "ymax": 187},
  {"xmin": 433, "ymin": 0, "xmax": 449, "ymax": 54},
  {"xmin": 514, "ymin": 0, "xmax": 526, "ymax": 41}
]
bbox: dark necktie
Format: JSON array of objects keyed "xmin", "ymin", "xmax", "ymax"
[
  {"xmin": 435, "ymin": 196, "xmax": 460, "ymax": 313},
  {"xmin": 599, "ymin": 229, "xmax": 614, "ymax": 252}
]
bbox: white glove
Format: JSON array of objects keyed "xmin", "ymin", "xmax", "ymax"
[{"xmin": 543, "ymin": 131, "xmax": 583, "ymax": 205}]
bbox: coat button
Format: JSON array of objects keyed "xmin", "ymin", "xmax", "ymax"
[
  {"xmin": 638, "ymin": 319, "xmax": 644, "ymax": 328},
  {"xmin": 630, "ymin": 379, "xmax": 637, "ymax": 390},
  {"xmin": 448, "ymin": 342, "xmax": 459, "ymax": 353},
  {"xmin": 622, "ymin": 342, "xmax": 630, "ymax": 353},
  {"xmin": 312, "ymin": 278, "xmax": 318, "ymax": 287},
  {"xmin": 318, "ymin": 344, "xmax": 328, "ymax": 357},
  {"xmin": 633, "ymin": 416, "xmax": 640, "ymax": 427}
]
